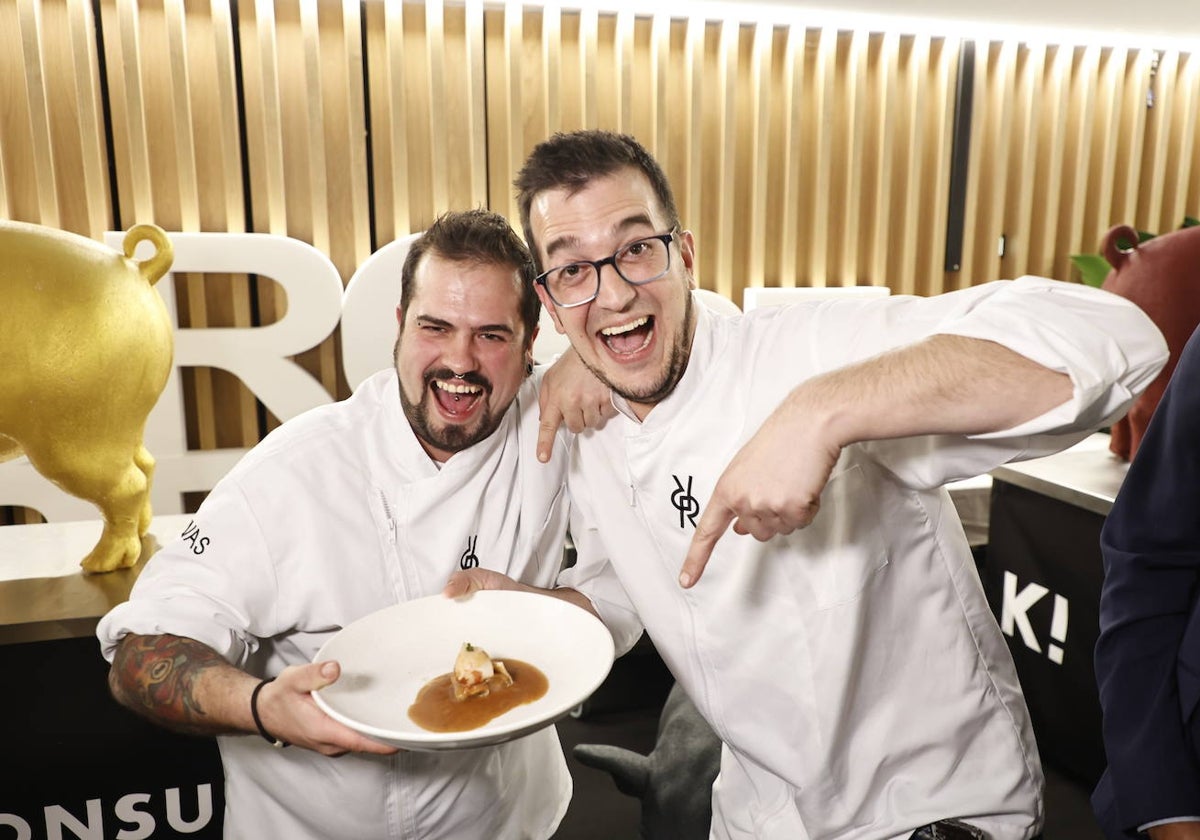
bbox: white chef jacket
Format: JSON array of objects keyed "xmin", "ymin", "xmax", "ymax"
[
  {"xmin": 558, "ymin": 277, "xmax": 1167, "ymax": 840},
  {"xmin": 97, "ymin": 369, "xmax": 574, "ymax": 840}
]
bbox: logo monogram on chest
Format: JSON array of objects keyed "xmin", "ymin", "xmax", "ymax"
[
  {"xmin": 459, "ymin": 534, "xmax": 480, "ymax": 569},
  {"xmin": 671, "ymin": 474, "xmax": 700, "ymax": 528}
]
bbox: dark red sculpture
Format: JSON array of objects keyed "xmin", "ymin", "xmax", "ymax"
[{"xmin": 1101, "ymin": 223, "xmax": 1200, "ymax": 460}]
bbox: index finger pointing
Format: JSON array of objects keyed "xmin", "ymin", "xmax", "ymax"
[
  {"xmin": 680, "ymin": 503, "xmax": 736, "ymax": 588},
  {"xmin": 536, "ymin": 408, "xmax": 564, "ymax": 463}
]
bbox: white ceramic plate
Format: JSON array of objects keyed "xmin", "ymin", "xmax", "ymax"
[{"xmin": 312, "ymin": 590, "xmax": 615, "ymax": 751}]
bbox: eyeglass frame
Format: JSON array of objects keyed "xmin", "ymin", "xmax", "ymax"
[{"xmin": 534, "ymin": 227, "xmax": 681, "ymax": 309}]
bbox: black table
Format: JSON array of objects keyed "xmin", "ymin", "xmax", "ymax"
[
  {"xmin": 0, "ymin": 516, "xmax": 224, "ymax": 839},
  {"xmin": 983, "ymin": 434, "xmax": 1127, "ymax": 789}
]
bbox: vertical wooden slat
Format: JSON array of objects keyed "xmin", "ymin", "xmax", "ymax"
[
  {"xmin": 0, "ymin": 1, "xmax": 21, "ymax": 222},
  {"xmin": 683, "ymin": 16, "xmax": 703, "ymax": 242},
  {"xmin": 1004, "ymin": 42, "xmax": 1044, "ymax": 282},
  {"xmin": 341, "ymin": 0, "xmax": 370, "ymax": 267},
  {"xmin": 381, "ymin": 0, "xmax": 410, "ymax": 235},
  {"xmin": 424, "ymin": 0, "xmax": 448, "ymax": 215},
  {"xmin": 711, "ymin": 18, "xmax": 738, "ymax": 300},
  {"xmin": 807, "ymin": 27, "xmax": 836, "ymax": 287},
  {"xmin": 775, "ymin": 22, "xmax": 804, "ymax": 291},
  {"xmin": 541, "ymin": 2, "xmax": 561, "ymax": 134},
  {"xmin": 249, "ymin": 0, "xmax": 288, "ymax": 235},
  {"xmin": 1152, "ymin": 51, "xmax": 1190, "ymax": 229},
  {"xmin": 1027, "ymin": 44, "xmax": 1072, "ymax": 278},
  {"xmin": 890, "ymin": 34, "xmax": 918, "ymax": 290},
  {"xmin": 1115, "ymin": 49, "xmax": 1153, "ymax": 228},
  {"xmin": 837, "ymin": 30, "xmax": 869, "ymax": 286},
  {"xmin": 746, "ymin": 21, "xmax": 771, "ymax": 290},
  {"xmin": 973, "ymin": 40, "xmax": 1017, "ymax": 287},
  {"xmin": 956, "ymin": 39, "xmax": 985, "ymax": 287},
  {"xmin": 465, "ymin": 0, "xmax": 489, "ymax": 204},
  {"xmin": 649, "ymin": 13, "xmax": 669, "ymax": 159},
  {"xmin": 578, "ymin": 6, "xmax": 597, "ymax": 128},
  {"xmin": 1057, "ymin": 45, "xmax": 1100, "ymax": 275},
  {"xmin": 920, "ymin": 37, "xmax": 955, "ymax": 293},
  {"xmin": 66, "ymin": 0, "xmax": 108, "ymax": 235},
  {"xmin": 1185, "ymin": 53, "xmax": 1200, "ymax": 219},
  {"xmin": 1087, "ymin": 47, "xmax": 1129, "ymax": 241},
  {"xmin": 298, "ymin": 1, "xmax": 328, "ymax": 255},
  {"xmin": 464, "ymin": 0, "xmax": 486, "ymax": 204},
  {"xmin": 614, "ymin": 9, "xmax": 634, "ymax": 132},
  {"xmin": 1171, "ymin": 53, "xmax": 1200, "ymax": 226},
  {"xmin": 17, "ymin": 0, "xmax": 60, "ymax": 226},
  {"xmin": 113, "ymin": 0, "xmax": 154, "ymax": 218},
  {"xmin": 1140, "ymin": 50, "xmax": 1174, "ymax": 232},
  {"xmin": 893, "ymin": 35, "xmax": 931, "ymax": 294},
  {"xmin": 210, "ymin": 0, "xmax": 245, "ymax": 233},
  {"xmin": 502, "ymin": 1, "xmax": 523, "ymax": 220},
  {"xmin": 163, "ymin": 0, "xmax": 199, "ymax": 231},
  {"xmin": 868, "ymin": 32, "xmax": 899, "ymax": 290}
]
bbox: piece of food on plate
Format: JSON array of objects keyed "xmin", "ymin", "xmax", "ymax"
[
  {"xmin": 410, "ymin": 646, "xmax": 548, "ymax": 732},
  {"xmin": 453, "ymin": 642, "xmax": 513, "ymax": 701}
]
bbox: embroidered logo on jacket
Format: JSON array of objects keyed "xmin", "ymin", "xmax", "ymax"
[
  {"xmin": 460, "ymin": 534, "xmax": 480, "ymax": 569},
  {"xmin": 180, "ymin": 520, "xmax": 210, "ymax": 555},
  {"xmin": 671, "ymin": 475, "xmax": 699, "ymax": 528}
]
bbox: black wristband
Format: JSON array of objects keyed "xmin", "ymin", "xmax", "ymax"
[{"xmin": 250, "ymin": 678, "xmax": 288, "ymax": 748}]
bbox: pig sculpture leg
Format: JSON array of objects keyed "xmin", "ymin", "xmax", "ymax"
[
  {"xmin": 135, "ymin": 445, "xmax": 156, "ymax": 535},
  {"xmin": 0, "ymin": 222, "xmax": 174, "ymax": 573},
  {"xmin": 24, "ymin": 433, "xmax": 153, "ymax": 572}
]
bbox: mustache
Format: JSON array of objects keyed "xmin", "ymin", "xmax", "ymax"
[{"xmin": 424, "ymin": 368, "xmax": 492, "ymax": 392}]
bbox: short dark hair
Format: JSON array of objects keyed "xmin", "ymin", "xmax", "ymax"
[
  {"xmin": 514, "ymin": 131, "xmax": 681, "ymax": 272},
  {"xmin": 399, "ymin": 209, "xmax": 541, "ymax": 347}
]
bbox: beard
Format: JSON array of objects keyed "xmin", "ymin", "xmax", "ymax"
[
  {"xmin": 394, "ymin": 343, "xmax": 502, "ymax": 456},
  {"xmin": 588, "ymin": 288, "xmax": 695, "ymax": 408}
]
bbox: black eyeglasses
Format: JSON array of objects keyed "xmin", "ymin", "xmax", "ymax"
[{"xmin": 535, "ymin": 229, "xmax": 679, "ymax": 308}]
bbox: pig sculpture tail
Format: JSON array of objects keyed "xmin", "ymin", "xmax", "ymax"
[{"xmin": 123, "ymin": 224, "xmax": 174, "ymax": 287}]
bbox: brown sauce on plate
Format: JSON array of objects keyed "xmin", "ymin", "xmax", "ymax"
[{"xmin": 408, "ymin": 658, "xmax": 548, "ymax": 732}]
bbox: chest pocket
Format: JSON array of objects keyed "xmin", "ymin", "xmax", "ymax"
[{"xmin": 784, "ymin": 464, "xmax": 889, "ymax": 610}]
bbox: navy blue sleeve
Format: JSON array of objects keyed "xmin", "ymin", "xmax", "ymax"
[{"xmin": 1094, "ymin": 325, "xmax": 1200, "ymax": 835}]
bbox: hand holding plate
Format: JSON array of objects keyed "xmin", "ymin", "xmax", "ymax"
[{"xmin": 266, "ymin": 661, "xmax": 399, "ymax": 756}]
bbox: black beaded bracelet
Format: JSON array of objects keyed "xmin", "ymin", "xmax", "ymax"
[{"xmin": 250, "ymin": 677, "xmax": 288, "ymax": 748}]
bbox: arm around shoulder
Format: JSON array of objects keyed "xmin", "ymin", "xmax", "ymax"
[{"xmin": 936, "ymin": 277, "xmax": 1168, "ymax": 433}]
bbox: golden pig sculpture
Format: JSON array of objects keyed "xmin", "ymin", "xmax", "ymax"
[{"xmin": 0, "ymin": 222, "xmax": 174, "ymax": 573}]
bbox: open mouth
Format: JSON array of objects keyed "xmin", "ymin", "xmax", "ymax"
[
  {"xmin": 430, "ymin": 378, "xmax": 485, "ymax": 418},
  {"xmin": 600, "ymin": 315, "xmax": 654, "ymax": 356}
]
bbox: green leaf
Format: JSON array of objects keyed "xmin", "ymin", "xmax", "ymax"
[
  {"xmin": 1070, "ymin": 253, "xmax": 1114, "ymax": 288},
  {"xmin": 1184, "ymin": 216, "xmax": 1200, "ymax": 228}
]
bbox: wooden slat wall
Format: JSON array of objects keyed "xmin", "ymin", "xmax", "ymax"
[
  {"xmin": 3, "ymin": 0, "xmax": 1200, "ymax": 526},
  {"xmin": 482, "ymin": 13, "xmax": 968, "ymax": 302},
  {"xmin": 969, "ymin": 42, "xmax": 1200, "ymax": 285}
]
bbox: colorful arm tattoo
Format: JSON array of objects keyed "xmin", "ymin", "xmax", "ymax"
[{"xmin": 109, "ymin": 634, "xmax": 237, "ymax": 736}]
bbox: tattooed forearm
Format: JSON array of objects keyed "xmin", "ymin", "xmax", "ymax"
[{"xmin": 109, "ymin": 634, "xmax": 237, "ymax": 736}]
